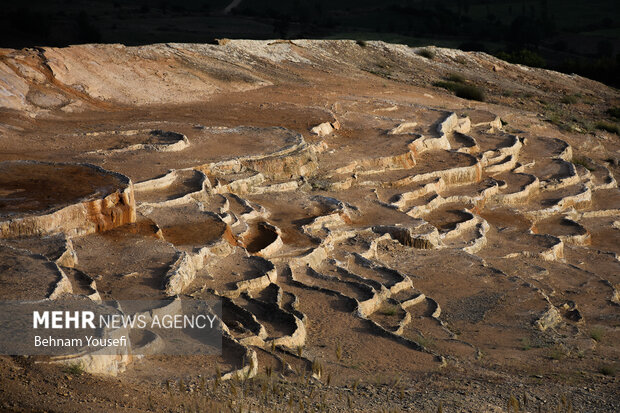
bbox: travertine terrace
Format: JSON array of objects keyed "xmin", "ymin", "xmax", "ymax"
[{"xmin": 0, "ymin": 40, "xmax": 619, "ymax": 411}]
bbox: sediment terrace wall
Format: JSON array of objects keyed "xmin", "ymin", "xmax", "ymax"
[{"xmin": 0, "ymin": 162, "xmax": 136, "ymax": 239}]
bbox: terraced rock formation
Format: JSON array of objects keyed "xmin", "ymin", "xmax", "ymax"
[{"xmin": 0, "ymin": 40, "xmax": 619, "ymax": 412}]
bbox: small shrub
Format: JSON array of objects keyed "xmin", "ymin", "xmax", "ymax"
[
  {"xmin": 454, "ymin": 56, "xmax": 468, "ymax": 65},
  {"xmin": 417, "ymin": 48, "xmax": 435, "ymax": 59},
  {"xmin": 595, "ymin": 121, "xmax": 620, "ymax": 134},
  {"xmin": 380, "ymin": 304, "xmax": 398, "ymax": 316},
  {"xmin": 520, "ymin": 337, "xmax": 532, "ymax": 351},
  {"xmin": 546, "ymin": 345, "xmax": 566, "ymax": 360},
  {"xmin": 544, "ymin": 108, "xmax": 573, "ymax": 131},
  {"xmin": 416, "ymin": 334, "xmax": 435, "ymax": 349},
  {"xmin": 356, "ymin": 39, "xmax": 367, "ymax": 48},
  {"xmin": 546, "ymin": 113, "xmax": 563, "ymax": 127},
  {"xmin": 433, "ymin": 80, "xmax": 459, "ymax": 92},
  {"xmin": 64, "ymin": 362, "xmax": 84, "ymax": 376},
  {"xmin": 606, "ymin": 106, "xmax": 620, "ymax": 119},
  {"xmin": 561, "ymin": 94, "xmax": 579, "ymax": 104},
  {"xmin": 433, "ymin": 81, "xmax": 485, "ymax": 101},
  {"xmin": 455, "ymin": 84, "xmax": 485, "ymax": 101},
  {"xmin": 589, "ymin": 325, "xmax": 605, "ymax": 342},
  {"xmin": 446, "ymin": 72, "xmax": 466, "ymax": 83},
  {"xmin": 572, "ymin": 157, "xmax": 594, "ymax": 171},
  {"xmin": 599, "ymin": 364, "xmax": 616, "ymax": 376}
]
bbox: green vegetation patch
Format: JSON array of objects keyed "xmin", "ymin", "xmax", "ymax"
[
  {"xmin": 595, "ymin": 121, "xmax": 620, "ymax": 135},
  {"xmin": 606, "ymin": 107, "xmax": 620, "ymax": 119},
  {"xmin": 433, "ymin": 79, "xmax": 485, "ymax": 102},
  {"xmin": 63, "ymin": 362, "xmax": 84, "ymax": 376},
  {"xmin": 417, "ymin": 48, "xmax": 435, "ymax": 59},
  {"xmin": 589, "ymin": 325, "xmax": 605, "ymax": 342},
  {"xmin": 561, "ymin": 94, "xmax": 579, "ymax": 104},
  {"xmin": 446, "ymin": 72, "xmax": 466, "ymax": 83}
]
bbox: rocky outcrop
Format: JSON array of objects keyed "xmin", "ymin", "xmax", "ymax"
[{"xmin": 0, "ymin": 161, "xmax": 136, "ymax": 239}]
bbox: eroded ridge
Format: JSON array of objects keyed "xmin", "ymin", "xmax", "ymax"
[{"xmin": 0, "ymin": 40, "xmax": 618, "ymax": 411}]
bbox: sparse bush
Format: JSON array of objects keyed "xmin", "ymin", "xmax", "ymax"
[
  {"xmin": 589, "ymin": 325, "xmax": 605, "ymax": 342},
  {"xmin": 561, "ymin": 94, "xmax": 579, "ymax": 104},
  {"xmin": 571, "ymin": 157, "xmax": 594, "ymax": 171},
  {"xmin": 454, "ymin": 56, "xmax": 468, "ymax": 65},
  {"xmin": 520, "ymin": 337, "xmax": 531, "ymax": 351},
  {"xmin": 417, "ymin": 48, "xmax": 435, "ymax": 59},
  {"xmin": 433, "ymin": 80, "xmax": 459, "ymax": 92},
  {"xmin": 356, "ymin": 39, "xmax": 367, "ymax": 48},
  {"xmin": 64, "ymin": 362, "xmax": 84, "ymax": 376},
  {"xmin": 546, "ymin": 345, "xmax": 567, "ymax": 360},
  {"xmin": 455, "ymin": 84, "xmax": 485, "ymax": 101},
  {"xmin": 415, "ymin": 334, "xmax": 435, "ymax": 349},
  {"xmin": 446, "ymin": 72, "xmax": 466, "ymax": 83},
  {"xmin": 380, "ymin": 304, "xmax": 398, "ymax": 316},
  {"xmin": 544, "ymin": 107, "xmax": 573, "ymax": 131},
  {"xmin": 599, "ymin": 364, "xmax": 616, "ymax": 376},
  {"xmin": 606, "ymin": 107, "xmax": 620, "ymax": 119},
  {"xmin": 433, "ymin": 80, "xmax": 484, "ymax": 101},
  {"xmin": 595, "ymin": 121, "xmax": 620, "ymax": 134}
]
